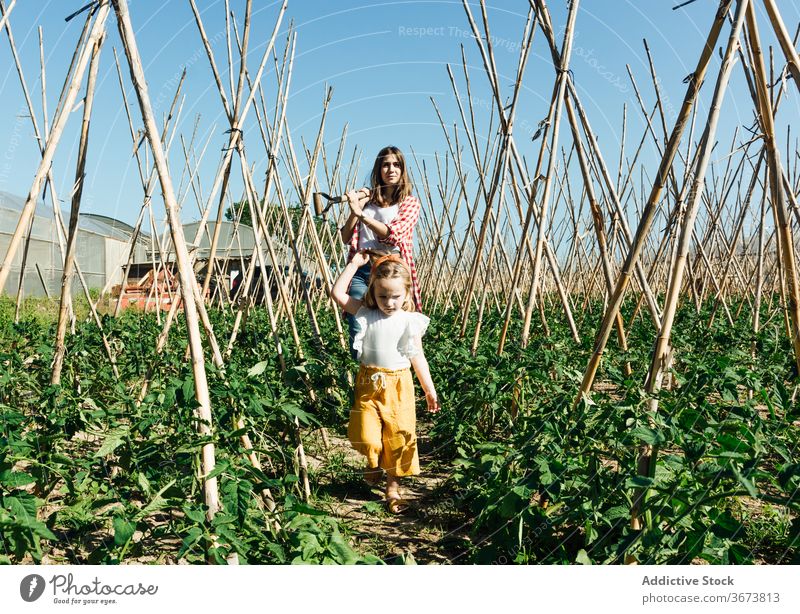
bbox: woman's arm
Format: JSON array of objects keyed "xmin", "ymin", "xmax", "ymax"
[
  {"xmin": 339, "ymin": 188, "xmax": 372, "ymax": 244},
  {"xmin": 359, "ymin": 213, "xmax": 389, "ymax": 239},
  {"xmin": 379, "ymin": 195, "xmax": 421, "ymax": 247},
  {"xmin": 410, "ymin": 345, "xmax": 440, "ymax": 413},
  {"xmin": 330, "ymin": 251, "xmax": 370, "ymax": 315}
]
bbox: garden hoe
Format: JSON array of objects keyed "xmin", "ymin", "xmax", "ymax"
[
  {"xmin": 312, "ymin": 191, "xmax": 345, "ymax": 218},
  {"xmin": 312, "ymin": 189, "xmax": 371, "ymax": 218}
]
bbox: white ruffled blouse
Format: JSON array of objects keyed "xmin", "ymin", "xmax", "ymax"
[{"xmin": 352, "ymin": 307, "xmax": 430, "ymax": 369}]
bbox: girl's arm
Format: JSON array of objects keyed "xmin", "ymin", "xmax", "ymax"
[
  {"xmin": 410, "ymin": 344, "xmax": 440, "ymax": 413},
  {"xmin": 379, "ymin": 195, "xmax": 421, "ymax": 247},
  {"xmin": 330, "ymin": 251, "xmax": 370, "ymax": 315},
  {"xmin": 339, "ymin": 188, "xmax": 372, "ymax": 244}
]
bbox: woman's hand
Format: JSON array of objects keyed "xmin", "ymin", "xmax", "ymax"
[
  {"xmin": 345, "ymin": 187, "xmax": 371, "ymax": 218},
  {"xmin": 425, "ymin": 391, "xmax": 440, "ymax": 414},
  {"xmin": 350, "ymin": 250, "xmax": 370, "ymax": 268}
]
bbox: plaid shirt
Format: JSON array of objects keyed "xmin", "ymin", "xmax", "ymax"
[{"xmin": 348, "ymin": 195, "xmax": 423, "ymax": 311}]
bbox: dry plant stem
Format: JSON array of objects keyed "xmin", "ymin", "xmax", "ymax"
[
  {"xmin": 236, "ymin": 155, "xmax": 311, "ymax": 501},
  {"xmin": 13, "ymin": 216, "xmax": 34, "ymax": 322},
  {"xmin": 629, "ymin": 0, "xmax": 749, "ymax": 559},
  {"xmin": 112, "ymin": 0, "xmax": 221, "ymax": 524},
  {"xmin": 566, "ymin": 80, "xmax": 662, "ymax": 328},
  {"xmin": 456, "ymin": 1, "xmax": 524, "ymax": 334},
  {"xmin": 0, "ymin": 2, "xmax": 110, "ymax": 295},
  {"xmin": 286, "ymin": 87, "xmax": 347, "ymax": 349},
  {"xmin": 14, "ymin": 24, "xmax": 52, "ymax": 321},
  {"xmin": 52, "ymin": 33, "xmax": 105, "ymax": 386},
  {"xmin": 491, "ymin": 4, "xmax": 582, "ymax": 351},
  {"xmin": 110, "ymin": 48, "xmax": 186, "ymax": 316},
  {"xmin": 470, "ymin": 8, "xmax": 536, "ymax": 351},
  {"xmin": 462, "ymin": 3, "xmax": 580, "ymax": 344},
  {"xmin": 752, "ymin": 189, "xmax": 767, "ymax": 374},
  {"xmin": 629, "ymin": 65, "xmax": 736, "ymax": 327},
  {"xmin": 35, "ymin": 264, "xmax": 50, "ymax": 298},
  {"xmin": 278, "ymin": 123, "xmax": 324, "ymax": 345},
  {"xmin": 225, "ymin": 31, "xmax": 299, "ymax": 352},
  {"xmin": 573, "ymin": 0, "xmax": 734, "ymax": 409}
]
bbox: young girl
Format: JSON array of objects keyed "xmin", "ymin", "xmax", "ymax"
[
  {"xmin": 331, "ymin": 251, "xmax": 439, "ymax": 513},
  {"xmin": 339, "ymin": 146, "xmax": 423, "ymax": 357}
]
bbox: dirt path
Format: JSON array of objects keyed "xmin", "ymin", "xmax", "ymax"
[{"xmin": 307, "ymin": 427, "xmax": 471, "ymax": 564}]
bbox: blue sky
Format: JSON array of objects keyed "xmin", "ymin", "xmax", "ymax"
[{"xmin": 1, "ymin": 1, "xmax": 798, "ymax": 227}]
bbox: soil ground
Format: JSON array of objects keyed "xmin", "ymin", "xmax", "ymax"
[{"xmin": 307, "ymin": 425, "xmax": 472, "ymax": 564}]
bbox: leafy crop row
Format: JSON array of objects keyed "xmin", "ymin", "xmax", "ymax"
[
  {"xmin": 1, "ymin": 296, "xmax": 797, "ymax": 564},
  {"xmin": 428, "ymin": 300, "xmax": 799, "ymax": 564},
  {"xmin": 0, "ymin": 301, "xmax": 375, "ymax": 564}
]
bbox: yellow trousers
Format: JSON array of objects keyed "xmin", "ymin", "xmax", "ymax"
[{"xmin": 348, "ymin": 365, "xmax": 420, "ymax": 477}]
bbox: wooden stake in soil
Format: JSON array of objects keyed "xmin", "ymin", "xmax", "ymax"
[
  {"xmin": 52, "ymin": 32, "xmax": 105, "ymax": 386},
  {"xmin": 744, "ymin": 1, "xmax": 800, "ymax": 374},
  {"xmin": 111, "ymin": 0, "xmax": 221, "ymax": 524},
  {"xmin": 629, "ymin": 0, "xmax": 750, "ymax": 560}
]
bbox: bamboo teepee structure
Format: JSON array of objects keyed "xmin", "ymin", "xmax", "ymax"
[{"xmin": 1, "ymin": 0, "xmax": 798, "ymax": 563}]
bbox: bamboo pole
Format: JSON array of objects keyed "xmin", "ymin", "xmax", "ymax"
[
  {"xmin": 112, "ymin": 0, "xmax": 221, "ymax": 524},
  {"xmin": 574, "ymin": 0, "xmax": 734, "ymax": 407},
  {"xmin": 630, "ymin": 0, "xmax": 750, "ymax": 557},
  {"xmin": 52, "ymin": 32, "xmax": 105, "ymax": 386},
  {"xmin": 760, "ymin": 0, "xmax": 800, "ymax": 92},
  {"xmin": 519, "ymin": 0, "xmax": 580, "ymax": 347},
  {"xmin": 745, "ymin": 1, "xmax": 800, "ymax": 373},
  {"xmin": 0, "ymin": 0, "xmax": 15, "ymax": 33}
]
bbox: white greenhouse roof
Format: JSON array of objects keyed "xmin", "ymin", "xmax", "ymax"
[{"xmin": 0, "ymin": 191, "xmax": 148, "ymax": 244}]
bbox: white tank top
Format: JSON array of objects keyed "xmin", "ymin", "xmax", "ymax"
[{"xmin": 358, "ymin": 202, "xmax": 401, "ymax": 253}]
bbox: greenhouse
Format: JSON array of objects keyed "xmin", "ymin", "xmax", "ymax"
[{"xmin": 0, "ymin": 190, "xmax": 148, "ymax": 298}]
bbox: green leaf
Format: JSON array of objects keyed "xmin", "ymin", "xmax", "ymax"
[
  {"xmin": 94, "ymin": 427, "xmax": 129, "ymax": 458},
  {"xmin": 328, "ymin": 531, "xmax": 358, "ymax": 565},
  {"xmin": 362, "ymin": 501, "xmax": 383, "ymax": 515},
  {"xmin": 136, "ymin": 472, "xmax": 152, "ymax": 496},
  {"xmin": 286, "ymin": 501, "xmax": 328, "ymax": 516},
  {"xmin": 630, "ymin": 426, "xmax": 666, "ymax": 446},
  {"xmin": 626, "ymin": 476, "xmax": 654, "ymax": 489},
  {"xmin": 575, "ymin": 549, "xmax": 593, "ymax": 565},
  {"xmin": 605, "ymin": 505, "xmax": 629, "ymax": 521},
  {"xmin": 6, "ymin": 494, "xmax": 38, "ymax": 519},
  {"xmin": 0, "ymin": 470, "xmax": 36, "ymax": 489},
  {"xmin": 182, "ymin": 504, "xmax": 207, "ymax": 524},
  {"xmin": 731, "ymin": 466, "xmax": 758, "ymax": 497},
  {"xmin": 205, "ymin": 461, "xmax": 230, "ymax": 481},
  {"xmin": 134, "ymin": 479, "xmax": 176, "ymax": 520},
  {"xmin": 178, "ymin": 527, "xmax": 204, "ymax": 558},
  {"xmin": 113, "ymin": 516, "xmax": 136, "ymax": 547},
  {"xmin": 716, "ymin": 432, "xmax": 750, "ymax": 452},
  {"xmin": 248, "ymin": 361, "xmax": 268, "ymax": 377}
]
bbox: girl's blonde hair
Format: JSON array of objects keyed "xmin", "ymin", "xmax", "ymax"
[
  {"xmin": 364, "ymin": 255, "xmax": 415, "ymax": 312},
  {"xmin": 369, "ymin": 146, "xmax": 412, "ymax": 207}
]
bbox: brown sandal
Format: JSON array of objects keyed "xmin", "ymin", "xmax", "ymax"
[{"xmin": 386, "ymin": 496, "xmax": 411, "ymax": 514}]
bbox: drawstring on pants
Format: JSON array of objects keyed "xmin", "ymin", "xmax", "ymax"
[{"xmin": 370, "ymin": 372, "xmax": 386, "ymax": 390}]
